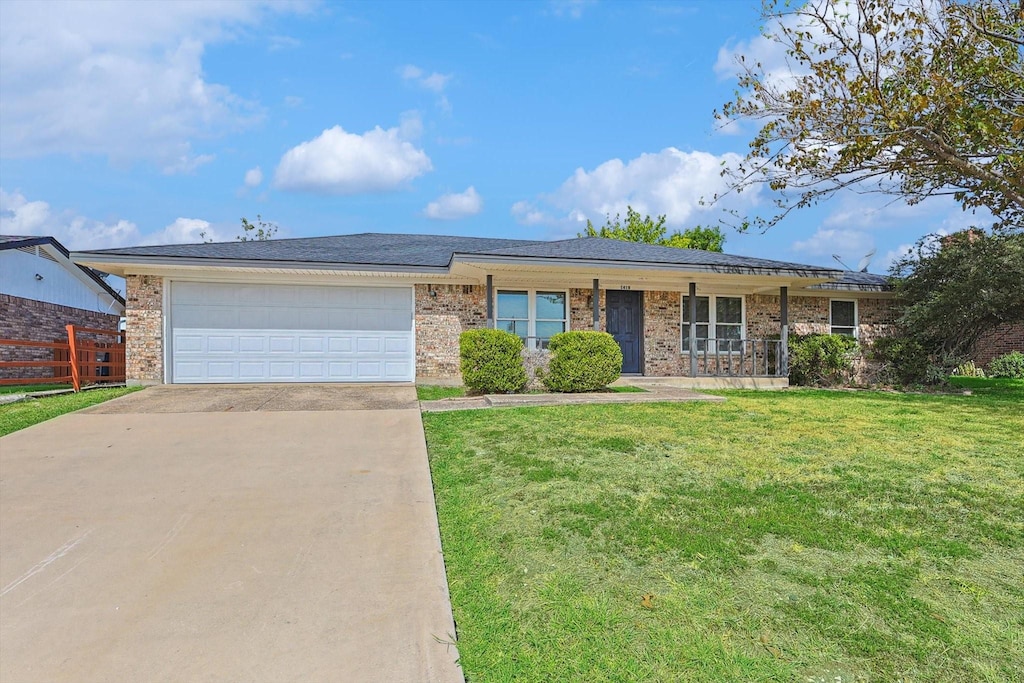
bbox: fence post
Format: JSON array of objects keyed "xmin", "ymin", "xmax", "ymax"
[{"xmin": 66, "ymin": 324, "xmax": 81, "ymax": 392}]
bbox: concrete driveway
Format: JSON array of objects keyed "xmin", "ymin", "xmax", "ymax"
[{"xmin": 0, "ymin": 385, "xmax": 463, "ymax": 683}]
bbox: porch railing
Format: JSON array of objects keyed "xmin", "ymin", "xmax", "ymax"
[{"xmin": 685, "ymin": 338, "xmax": 786, "ymax": 378}]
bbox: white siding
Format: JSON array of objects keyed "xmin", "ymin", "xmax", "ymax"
[{"xmin": 0, "ymin": 249, "xmax": 119, "ymax": 314}]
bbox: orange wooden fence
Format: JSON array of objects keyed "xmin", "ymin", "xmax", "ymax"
[{"xmin": 0, "ymin": 325, "xmax": 126, "ymax": 391}]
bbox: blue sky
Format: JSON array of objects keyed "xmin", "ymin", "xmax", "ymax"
[{"xmin": 0, "ymin": 0, "xmax": 986, "ymax": 274}]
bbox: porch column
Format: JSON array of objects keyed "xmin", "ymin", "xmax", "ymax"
[
  {"xmin": 592, "ymin": 278, "xmax": 600, "ymax": 331},
  {"xmin": 688, "ymin": 281, "xmax": 698, "ymax": 377},
  {"xmin": 486, "ymin": 274, "xmax": 494, "ymax": 328},
  {"xmin": 780, "ymin": 285, "xmax": 789, "ymax": 376}
]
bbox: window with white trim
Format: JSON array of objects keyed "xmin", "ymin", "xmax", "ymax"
[
  {"xmin": 830, "ymin": 299, "xmax": 857, "ymax": 337},
  {"xmin": 496, "ymin": 289, "xmax": 568, "ymax": 349},
  {"xmin": 682, "ymin": 295, "xmax": 744, "ymax": 352}
]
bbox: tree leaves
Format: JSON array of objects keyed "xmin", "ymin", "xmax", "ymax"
[{"xmin": 717, "ymin": 0, "xmax": 1024, "ymax": 232}]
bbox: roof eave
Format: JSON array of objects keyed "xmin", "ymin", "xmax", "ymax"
[
  {"xmin": 71, "ymin": 252, "xmax": 451, "ymax": 275},
  {"xmin": 451, "ymin": 252, "xmax": 844, "ymax": 279}
]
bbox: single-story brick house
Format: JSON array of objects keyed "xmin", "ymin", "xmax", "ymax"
[
  {"xmin": 72, "ymin": 233, "xmax": 899, "ymax": 386},
  {"xmin": 1, "ymin": 235, "xmax": 125, "ymax": 381}
]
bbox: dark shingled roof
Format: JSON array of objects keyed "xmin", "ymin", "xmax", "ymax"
[
  {"xmin": 459, "ymin": 236, "xmax": 841, "ymax": 274},
  {"xmin": 76, "ymin": 232, "xmax": 892, "ymax": 288},
  {"xmin": 82, "ymin": 233, "xmax": 543, "ymax": 268}
]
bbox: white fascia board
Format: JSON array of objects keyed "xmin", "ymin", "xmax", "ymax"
[{"xmin": 71, "ymin": 253, "xmax": 451, "ymax": 277}]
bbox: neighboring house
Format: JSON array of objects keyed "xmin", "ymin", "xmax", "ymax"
[
  {"xmin": 1, "ymin": 235, "xmax": 126, "ymax": 380},
  {"xmin": 72, "ymin": 233, "xmax": 898, "ymax": 386}
]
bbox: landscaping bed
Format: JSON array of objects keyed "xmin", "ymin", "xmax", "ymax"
[{"xmin": 423, "ymin": 382, "xmax": 1024, "ymax": 682}]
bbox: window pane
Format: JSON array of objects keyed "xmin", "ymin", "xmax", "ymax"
[
  {"xmin": 831, "ymin": 300, "xmax": 855, "ymax": 327},
  {"xmin": 832, "ymin": 326, "xmax": 856, "ymax": 337},
  {"xmin": 497, "ymin": 319, "xmax": 528, "ymax": 338},
  {"xmin": 536, "ymin": 320, "xmax": 565, "ymax": 340},
  {"xmin": 536, "ymin": 292, "xmax": 566, "ymax": 320},
  {"xmin": 716, "ymin": 297, "xmax": 742, "ymax": 324},
  {"xmin": 718, "ymin": 324, "xmax": 741, "ymax": 340},
  {"xmin": 682, "ymin": 324, "xmax": 711, "ymax": 351},
  {"xmin": 497, "ymin": 291, "xmax": 528, "ymax": 319},
  {"xmin": 682, "ymin": 296, "xmax": 710, "ymax": 323}
]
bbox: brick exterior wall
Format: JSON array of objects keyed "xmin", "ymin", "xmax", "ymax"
[
  {"xmin": 643, "ymin": 290, "xmax": 685, "ymax": 376},
  {"xmin": 414, "ymin": 284, "xmax": 487, "ymax": 378},
  {"xmin": 747, "ymin": 294, "xmax": 898, "ymax": 344},
  {"xmin": 0, "ymin": 293, "xmax": 120, "ymax": 380},
  {"xmin": 569, "ymin": 288, "xmax": 606, "ymax": 331},
  {"xmin": 125, "ymin": 275, "xmax": 164, "ymax": 384},
  {"xmin": 972, "ymin": 323, "xmax": 1024, "ymax": 366}
]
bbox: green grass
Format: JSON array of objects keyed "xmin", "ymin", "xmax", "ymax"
[
  {"xmin": 0, "ymin": 383, "xmax": 74, "ymax": 395},
  {"xmin": 417, "ymin": 385, "xmax": 467, "ymax": 401},
  {"xmin": 423, "ymin": 383, "xmax": 1024, "ymax": 682},
  {"xmin": 607, "ymin": 385, "xmax": 647, "ymax": 393},
  {"xmin": 0, "ymin": 387, "xmax": 142, "ymax": 437}
]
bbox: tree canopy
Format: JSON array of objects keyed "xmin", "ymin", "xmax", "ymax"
[
  {"xmin": 580, "ymin": 206, "xmax": 726, "ymax": 251},
  {"xmin": 891, "ymin": 229, "xmax": 1024, "ymax": 357},
  {"xmin": 717, "ymin": 0, "xmax": 1024, "ymax": 232}
]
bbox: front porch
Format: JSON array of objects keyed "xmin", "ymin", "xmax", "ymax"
[{"xmin": 476, "ymin": 274, "xmax": 793, "ymax": 380}]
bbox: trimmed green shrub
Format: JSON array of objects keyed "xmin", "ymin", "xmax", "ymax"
[
  {"xmin": 459, "ymin": 329, "xmax": 527, "ymax": 394},
  {"xmin": 988, "ymin": 351, "xmax": 1024, "ymax": 379},
  {"xmin": 543, "ymin": 331, "xmax": 623, "ymax": 392},
  {"xmin": 788, "ymin": 333, "xmax": 859, "ymax": 386}
]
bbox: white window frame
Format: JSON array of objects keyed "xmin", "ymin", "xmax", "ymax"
[
  {"xmin": 496, "ymin": 288, "xmax": 570, "ymax": 350},
  {"xmin": 830, "ymin": 298, "xmax": 858, "ymax": 337},
  {"xmin": 680, "ymin": 294, "xmax": 746, "ymax": 353}
]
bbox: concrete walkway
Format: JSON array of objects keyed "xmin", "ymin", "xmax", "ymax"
[
  {"xmin": 0, "ymin": 385, "xmax": 462, "ymax": 683},
  {"xmin": 420, "ymin": 382, "xmax": 724, "ymax": 412}
]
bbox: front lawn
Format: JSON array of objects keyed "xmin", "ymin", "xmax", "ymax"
[
  {"xmin": 417, "ymin": 385, "xmax": 467, "ymax": 401},
  {"xmin": 0, "ymin": 387, "xmax": 141, "ymax": 437},
  {"xmin": 423, "ymin": 384, "xmax": 1024, "ymax": 682},
  {"xmin": 0, "ymin": 382, "xmax": 73, "ymax": 395}
]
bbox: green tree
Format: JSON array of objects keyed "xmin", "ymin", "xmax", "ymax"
[
  {"xmin": 579, "ymin": 206, "xmax": 726, "ymax": 251},
  {"xmin": 717, "ymin": 0, "xmax": 1024, "ymax": 232},
  {"xmin": 891, "ymin": 229, "xmax": 1024, "ymax": 357},
  {"xmin": 238, "ymin": 215, "xmax": 279, "ymax": 241}
]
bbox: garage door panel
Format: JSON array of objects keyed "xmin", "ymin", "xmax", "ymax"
[{"xmin": 171, "ymin": 282, "xmax": 413, "ymax": 383}]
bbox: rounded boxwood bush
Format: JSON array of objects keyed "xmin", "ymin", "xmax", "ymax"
[
  {"xmin": 543, "ymin": 331, "xmax": 623, "ymax": 392},
  {"xmin": 988, "ymin": 350, "xmax": 1024, "ymax": 379},
  {"xmin": 459, "ymin": 329, "xmax": 527, "ymax": 394}
]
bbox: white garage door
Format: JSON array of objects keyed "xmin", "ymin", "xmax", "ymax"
[{"xmin": 169, "ymin": 282, "xmax": 414, "ymax": 383}]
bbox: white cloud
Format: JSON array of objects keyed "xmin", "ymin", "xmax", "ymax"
[
  {"xmin": 511, "ymin": 200, "xmax": 551, "ymax": 226},
  {"xmin": 791, "ymin": 228, "xmax": 875, "ymax": 263},
  {"xmin": 0, "ymin": 1, "xmax": 306, "ymax": 171},
  {"xmin": 424, "ymin": 187, "xmax": 483, "ymax": 220},
  {"xmin": 512, "ymin": 147, "xmax": 759, "ymax": 231},
  {"xmin": 283, "ymin": 95, "xmax": 304, "ymax": 108},
  {"xmin": 548, "ymin": 0, "xmax": 595, "ymax": 20},
  {"xmin": 0, "ymin": 188, "xmax": 226, "ymax": 249},
  {"xmin": 398, "ymin": 64, "xmax": 453, "ymax": 93},
  {"xmin": 244, "ymin": 166, "xmax": 264, "ymax": 188},
  {"xmin": 142, "ymin": 217, "xmax": 221, "ymax": 245},
  {"xmin": 398, "ymin": 64, "xmax": 454, "ymax": 111},
  {"xmin": 162, "ymin": 153, "xmax": 216, "ymax": 175},
  {"xmin": 273, "ymin": 116, "xmax": 433, "ymax": 194}
]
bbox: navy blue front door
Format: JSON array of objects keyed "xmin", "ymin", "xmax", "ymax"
[{"xmin": 606, "ymin": 290, "xmax": 641, "ymax": 374}]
